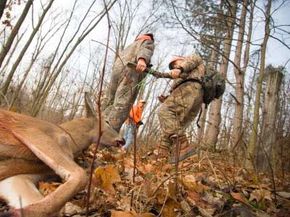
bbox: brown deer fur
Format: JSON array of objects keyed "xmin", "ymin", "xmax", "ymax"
[{"xmin": 0, "ymin": 97, "xmax": 124, "ymax": 217}]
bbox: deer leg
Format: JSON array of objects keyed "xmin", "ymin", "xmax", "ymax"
[
  {"xmin": 0, "ymin": 159, "xmax": 51, "ymax": 181},
  {"xmin": 9, "ymin": 127, "xmax": 88, "ymax": 217},
  {"xmin": 0, "ymin": 174, "xmax": 44, "ymax": 209}
]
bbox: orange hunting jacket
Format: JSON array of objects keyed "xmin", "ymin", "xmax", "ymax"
[{"xmin": 126, "ymin": 104, "xmax": 144, "ymax": 124}]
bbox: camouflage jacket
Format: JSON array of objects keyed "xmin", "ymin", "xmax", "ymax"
[
  {"xmin": 171, "ymin": 54, "xmax": 205, "ymax": 90},
  {"xmin": 112, "ymin": 39, "xmax": 155, "ymax": 73}
]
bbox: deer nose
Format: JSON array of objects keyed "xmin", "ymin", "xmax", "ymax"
[{"xmin": 116, "ymin": 138, "xmax": 125, "ymax": 147}]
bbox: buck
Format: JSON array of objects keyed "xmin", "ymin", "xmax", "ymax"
[{"xmin": 0, "ymin": 93, "xmax": 125, "ymax": 217}]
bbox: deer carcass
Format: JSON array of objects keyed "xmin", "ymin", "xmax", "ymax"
[{"xmin": 0, "ymin": 95, "xmax": 124, "ymax": 217}]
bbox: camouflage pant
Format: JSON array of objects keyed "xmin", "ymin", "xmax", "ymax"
[
  {"xmin": 103, "ymin": 67, "xmax": 146, "ymax": 132},
  {"xmin": 158, "ymin": 82, "xmax": 203, "ymax": 149}
]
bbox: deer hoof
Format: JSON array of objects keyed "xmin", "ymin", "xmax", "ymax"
[{"xmin": 0, "ymin": 209, "xmax": 20, "ymax": 217}]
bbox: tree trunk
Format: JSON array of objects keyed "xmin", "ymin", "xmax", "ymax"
[
  {"xmin": 231, "ymin": 0, "xmax": 247, "ymax": 149},
  {"xmin": 0, "ymin": 0, "xmax": 33, "ymax": 68},
  {"xmin": 0, "ymin": 0, "xmax": 7, "ymax": 20},
  {"xmin": 256, "ymin": 67, "xmax": 283, "ymax": 171},
  {"xmin": 0, "ymin": 31, "xmax": 25, "ymax": 78},
  {"xmin": 246, "ymin": 0, "xmax": 272, "ymax": 170},
  {"xmin": 198, "ymin": 44, "xmax": 219, "ymax": 145},
  {"xmin": 240, "ymin": 0, "xmax": 256, "ymax": 154},
  {"xmin": 1, "ymin": 0, "xmax": 54, "ymax": 96},
  {"xmin": 31, "ymin": 0, "xmax": 117, "ymax": 116},
  {"xmin": 204, "ymin": 0, "xmax": 237, "ymax": 147},
  {"xmin": 197, "ymin": 104, "xmax": 206, "ymax": 144}
]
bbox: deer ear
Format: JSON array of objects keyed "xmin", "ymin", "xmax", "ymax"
[{"xmin": 84, "ymin": 92, "xmax": 96, "ymax": 118}]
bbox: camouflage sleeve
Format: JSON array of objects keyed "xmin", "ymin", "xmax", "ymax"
[
  {"xmin": 136, "ymin": 40, "xmax": 155, "ymax": 64},
  {"xmin": 179, "ymin": 54, "xmax": 203, "ymax": 74}
]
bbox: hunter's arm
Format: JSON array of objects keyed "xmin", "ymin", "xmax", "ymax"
[
  {"xmin": 136, "ymin": 40, "xmax": 155, "ymax": 64},
  {"xmin": 179, "ymin": 54, "xmax": 204, "ymax": 74}
]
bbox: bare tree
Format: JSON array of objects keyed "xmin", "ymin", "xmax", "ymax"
[
  {"xmin": 0, "ymin": 0, "xmax": 7, "ymax": 20},
  {"xmin": 30, "ymin": 0, "xmax": 118, "ymax": 116},
  {"xmin": 0, "ymin": 0, "xmax": 33, "ymax": 67},
  {"xmin": 9, "ymin": 13, "xmax": 67, "ymax": 109},
  {"xmin": 257, "ymin": 66, "xmax": 284, "ymax": 171},
  {"xmin": 246, "ymin": 0, "xmax": 272, "ymax": 170},
  {"xmin": 0, "ymin": 30, "xmax": 26, "ymax": 78},
  {"xmin": 231, "ymin": 0, "xmax": 248, "ymax": 149},
  {"xmin": 204, "ymin": 0, "xmax": 237, "ymax": 148},
  {"xmin": 1, "ymin": 0, "xmax": 55, "ymax": 96}
]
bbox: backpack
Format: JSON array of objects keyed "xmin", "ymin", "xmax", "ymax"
[
  {"xmin": 170, "ymin": 68, "xmax": 226, "ymax": 107},
  {"xmin": 201, "ymin": 70, "xmax": 225, "ymax": 107}
]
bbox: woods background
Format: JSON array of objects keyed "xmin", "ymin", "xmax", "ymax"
[{"xmin": 0, "ymin": 0, "xmax": 289, "ymax": 176}]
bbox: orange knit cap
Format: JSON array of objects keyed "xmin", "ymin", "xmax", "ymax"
[
  {"xmin": 135, "ymin": 33, "xmax": 154, "ymax": 41},
  {"xmin": 169, "ymin": 56, "xmax": 185, "ymax": 69}
]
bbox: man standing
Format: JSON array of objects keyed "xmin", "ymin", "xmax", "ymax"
[
  {"xmin": 157, "ymin": 54, "xmax": 205, "ymax": 163},
  {"xmin": 103, "ymin": 33, "xmax": 154, "ymax": 132},
  {"xmin": 122, "ymin": 99, "xmax": 146, "ymax": 151}
]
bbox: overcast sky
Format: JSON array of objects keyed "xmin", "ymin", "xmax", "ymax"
[{"xmin": 2, "ymin": 0, "xmax": 290, "ymax": 83}]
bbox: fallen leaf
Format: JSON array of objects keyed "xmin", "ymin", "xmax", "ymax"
[
  {"xmin": 198, "ymin": 206, "xmax": 216, "ymax": 217},
  {"xmin": 230, "ymin": 192, "xmax": 249, "ymax": 205},
  {"xmin": 123, "ymin": 158, "xmax": 134, "ymax": 168},
  {"xmin": 202, "ymin": 192, "xmax": 225, "ymax": 209},
  {"xmin": 180, "ymin": 200, "xmax": 192, "ymax": 213},
  {"xmin": 61, "ymin": 202, "xmax": 82, "ymax": 216},
  {"xmin": 155, "ymin": 187, "xmax": 167, "ymax": 205},
  {"xmin": 111, "ymin": 210, "xmax": 135, "ymax": 217},
  {"xmin": 180, "ymin": 175, "xmax": 196, "ymax": 190},
  {"xmin": 124, "ymin": 167, "xmax": 134, "ymax": 181},
  {"xmin": 135, "ymin": 175, "xmax": 144, "ymax": 183},
  {"xmin": 249, "ymin": 189, "xmax": 272, "ymax": 202},
  {"xmin": 248, "ymin": 183, "xmax": 271, "ymax": 190},
  {"xmin": 181, "ymin": 175, "xmax": 209, "ymax": 193},
  {"xmin": 101, "ymin": 151, "xmax": 117, "ymax": 162},
  {"xmin": 116, "ymin": 196, "xmax": 131, "ymax": 211},
  {"xmin": 167, "ymin": 180, "xmax": 178, "ymax": 201},
  {"xmin": 140, "ymin": 180, "xmax": 154, "ymax": 198},
  {"xmin": 38, "ymin": 181, "xmax": 60, "ymax": 196},
  {"xmin": 276, "ymin": 191, "xmax": 290, "ymax": 199},
  {"xmin": 136, "ymin": 213, "xmax": 155, "ymax": 217},
  {"xmin": 111, "ymin": 210, "xmax": 155, "ymax": 217},
  {"xmin": 137, "ymin": 163, "xmax": 154, "ymax": 174},
  {"xmin": 161, "ymin": 198, "xmax": 181, "ymax": 217},
  {"xmin": 93, "ymin": 165, "xmax": 121, "ymax": 194}
]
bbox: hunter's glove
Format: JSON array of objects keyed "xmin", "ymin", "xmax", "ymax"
[
  {"xmin": 158, "ymin": 95, "xmax": 168, "ymax": 103},
  {"xmin": 136, "ymin": 121, "xmax": 144, "ymax": 128}
]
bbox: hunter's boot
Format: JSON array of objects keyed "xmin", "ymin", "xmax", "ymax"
[
  {"xmin": 169, "ymin": 134, "xmax": 196, "ymax": 164},
  {"xmin": 157, "ymin": 144, "xmax": 170, "ymax": 159},
  {"xmin": 156, "ymin": 137, "xmax": 171, "ymax": 162}
]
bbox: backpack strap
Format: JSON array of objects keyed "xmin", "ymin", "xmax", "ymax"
[
  {"xmin": 172, "ymin": 78, "xmax": 203, "ymax": 91},
  {"xmin": 196, "ymin": 106, "xmax": 203, "ymax": 128}
]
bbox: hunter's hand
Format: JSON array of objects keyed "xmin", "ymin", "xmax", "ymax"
[
  {"xmin": 158, "ymin": 95, "xmax": 168, "ymax": 103},
  {"xmin": 136, "ymin": 121, "xmax": 144, "ymax": 128},
  {"xmin": 136, "ymin": 58, "xmax": 147, "ymax": 73},
  {"xmin": 170, "ymin": 69, "xmax": 181, "ymax": 79}
]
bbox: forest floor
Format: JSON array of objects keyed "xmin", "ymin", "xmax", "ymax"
[{"xmin": 1, "ymin": 146, "xmax": 290, "ymax": 217}]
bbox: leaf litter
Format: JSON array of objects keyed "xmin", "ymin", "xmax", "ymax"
[{"xmin": 1, "ymin": 146, "xmax": 289, "ymax": 217}]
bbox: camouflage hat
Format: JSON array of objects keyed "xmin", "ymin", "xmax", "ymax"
[
  {"xmin": 169, "ymin": 56, "xmax": 185, "ymax": 69},
  {"xmin": 135, "ymin": 33, "xmax": 154, "ymax": 41}
]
